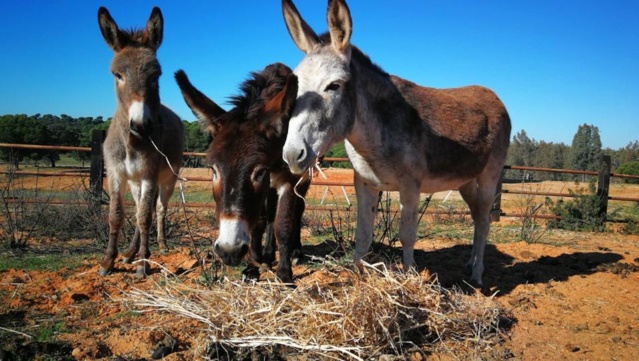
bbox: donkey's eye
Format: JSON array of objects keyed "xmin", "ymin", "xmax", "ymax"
[
  {"xmin": 113, "ymin": 72, "xmax": 124, "ymax": 82},
  {"xmin": 251, "ymin": 166, "xmax": 269, "ymax": 186},
  {"xmin": 210, "ymin": 165, "xmax": 219, "ymax": 181},
  {"xmin": 325, "ymin": 82, "xmax": 341, "ymax": 92},
  {"xmin": 149, "ymin": 75, "xmax": 160, "ymax": 87}
]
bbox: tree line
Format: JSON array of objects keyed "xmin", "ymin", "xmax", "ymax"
[
  {"xmin": 506, "ymin": 124, "xmax": 639, "ymax": 182},
  {"xmin": 0, "ymin": 114, "xmax": 209, "ymax": 168},
  {"xmin": 1, "ymin": 115, "xmax": 638, "ymax": 182}
]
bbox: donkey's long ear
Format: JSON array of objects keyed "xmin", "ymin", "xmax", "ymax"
[
  {"xmin": 282, "ymin": 0, "xmax": 319, "ymax": 53},
  {"xmin": 98, "ymin": 7, "xmax": 125, "ymax": 51},
  {"xmin": 327, "ymin": 0, "xmax": 352, "ymax": 54},
  {"xmin": 175, "ymin": 70, "xmax": 227, "ymax": 137},
  {"xmin": 144, "ymin": 7, "xmax": 164, "ymax": 50},
  {"xmin": 281, "ymin": 73, "xmax": 299, "ymax": 119}
]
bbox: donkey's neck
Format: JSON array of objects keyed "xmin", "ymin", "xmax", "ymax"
[{"xmin": 345, "ymin": 54, "xmax": 409, "ymax": 155}]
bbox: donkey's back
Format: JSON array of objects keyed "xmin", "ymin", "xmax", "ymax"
[{"xmin": 389, "ymin": 76, "xmax": 511, "ymax": 191}]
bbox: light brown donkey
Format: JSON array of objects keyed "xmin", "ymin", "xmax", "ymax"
[{"xmin": 97, "ymin": 7, "xmax": 184, "ymax": 277}]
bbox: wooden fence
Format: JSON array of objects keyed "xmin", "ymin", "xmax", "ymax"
[{"xmin": 2, "ymin": 130, "xmax": 639, "ymax": 223}]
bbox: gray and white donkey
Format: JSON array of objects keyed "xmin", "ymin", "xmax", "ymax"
[
  {"xmin": 97, "ymin": 7, "xmax": 184, "ymax": 277},
  {"xmin": 280, "ymin": 0, "xmax": 511, "ymax": 285}
]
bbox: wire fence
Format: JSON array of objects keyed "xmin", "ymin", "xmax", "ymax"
[{"xmin": 2, "ymin": 138, "xmax": 639, "ymax": 223}]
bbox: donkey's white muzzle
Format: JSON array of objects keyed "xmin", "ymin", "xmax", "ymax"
[
  {"xmin": 128, "ymin": 100, "xmax": 151, "ymax": 137},
  {"xmin": 214, "ymin": 218, "xmax": 250, "ymax": 266}
]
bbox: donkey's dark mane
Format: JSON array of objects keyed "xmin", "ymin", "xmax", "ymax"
[{"xmin": 222, "ymin": 65, "xmax": 289, "ymax": 124}]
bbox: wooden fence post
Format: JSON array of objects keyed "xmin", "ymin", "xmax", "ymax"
[
  {"xmin": 597, "ymin": 155, "xmax": 611, "ymax": 220},
  {"xmin": 89, "ymin": 130, "xmax": 106, "ymax": 211},
  {"xmin": 491, "ymin": 170, "xmax": 504, "ymax": 222}
]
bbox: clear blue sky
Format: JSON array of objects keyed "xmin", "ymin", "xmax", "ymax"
[{"xmin": 0, "ymin": 1, "xmax": 637, "ymax": 149}]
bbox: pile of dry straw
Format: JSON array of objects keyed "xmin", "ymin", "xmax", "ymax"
[{"xmin": 126, "ymin": 260, "xmax": 509, "ymax": 359}]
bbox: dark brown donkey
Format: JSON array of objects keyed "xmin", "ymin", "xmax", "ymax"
[
  {"xmin": 175, "ymin": 63, "xmax": 310, "ymax": 283},
  {"xmin": 97, "ymin": 7, "xmax": 184, "ymax": 277}
]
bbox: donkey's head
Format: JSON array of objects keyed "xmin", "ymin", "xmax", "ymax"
[
  {"xmin": 281, "ymin": 0, "xmax": 355, "ymax": 174},
  {"xmin": 98, "ymin": 7, "xmax": 164, "ymax": 139},
  {"xmin": 175, "ymin": 64, "xmax": 298, "ymax": 266}
]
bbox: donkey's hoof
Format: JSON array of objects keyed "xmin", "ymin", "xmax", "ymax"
[
  {"xmin": 276, "ymin": 270, "xmax": 294, "ymax": 285},
  {"xmin": 98, "ymin": 266, "xmax": 112, "ymax": 277},
  {"xmin": 121, "ymin": 257, "xmax": 132, "ymax": 264},
  {"xmin": 463, "ymin": 263, "xmax": 473, "ymax": 276},
  {"xmin": 135, "ymin": 264, "xmax": 148, "ymax": 278},
  {"xmin": 242, "ymin": 265, "xmax": 260, "ymax": 281},
  {"xmin": 159, "ymin": 248, "xmax": 169, "ymax": 256},
  {"xmin": 291, "ymin": 250, "xmax": 305, "ymax": 265},
  {"xmin": 468, "ymin": 277, "xmax": 483, "ymax": 289}
]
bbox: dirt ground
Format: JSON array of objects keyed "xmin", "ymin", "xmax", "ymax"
[{"xmin": 1, "ymin": 168, "xmax": 639, "ymax": 360}]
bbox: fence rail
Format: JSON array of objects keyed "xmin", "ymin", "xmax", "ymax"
[{"xmin": 2, "ymin": 138, "xmax": 639, "ymax": 222}]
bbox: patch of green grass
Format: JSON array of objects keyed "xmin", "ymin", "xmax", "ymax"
[
  {"xmin": 0, "ymin": 253, "xmax": 91, "ymax": 272},
  {"xmin": 32, "ymin": 320, "xmax": 66, "ymax": 343},
  {"xmin": 609, "ymin": 201, "xmax": 639, "ymax": 220},
  {"xmin": 120, "ymin": 188, "xmax": 213, "ymax": 204},
  {"xmin": 424, "ymin": 223, "xmax": 474, "ymax": 241}
]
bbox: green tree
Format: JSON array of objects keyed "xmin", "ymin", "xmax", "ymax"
[
  {"xmin": 323, "ymin": 141, "xmax": 351, "ymax": 168},
  {"xmin": 611, "ymin": 141, "xmax": 639, "ymax": 170},
  {"xmin": 0, "ymin": 115, "xmax": 23, "ymax": 168},
  {"xmin": 616, "ymin": 161, "xmax": 639, "ymax": 184},
  {"xmin": 75, "ymin": 116, "xmax": 107, "ymax": 165},
  {"xmin": 568, "ymin": 124, "xmax": 602, "ymax": 181},
  {"xmin": 506, "ymin": 129, "xmax": 537, "ymax": 180},
  {"xmin": 0, "ymin": 114, "xmax": 50, "ymax": 168},
  {"xmin": 183, "ymin": 120, "xmax": 209, "ymax": 167},
  {"xmin": 534, "ymin": 141, "xmax": 568, "ymax": 180}
]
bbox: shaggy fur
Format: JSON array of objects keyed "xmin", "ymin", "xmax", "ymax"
[{"xmin": 176, "ymin": 63, "xmax": 309, "ymax": 283}]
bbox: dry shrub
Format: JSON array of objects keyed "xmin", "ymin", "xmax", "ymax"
[{"xmin": 125, "ymin": 261, "xmax": 510, "ymax": 359}]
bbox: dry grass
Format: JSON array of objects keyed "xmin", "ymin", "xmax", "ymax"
[{"xmin": 125, "ymin": 260, "xmax": 510, "ymax": 360}]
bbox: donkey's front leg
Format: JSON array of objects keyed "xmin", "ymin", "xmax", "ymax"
[
  {"xmin": 261, "ymin": 189, "xmax": 278, "ymax": 266},
  {"xmin": 122, "ymin": 181, "xmax": 142, "ymax": 264},
  {"xmin": 242, "ymin": 213, "xmax": 268, "ymax": 280},
  {"xmin": 273, "ymin": 186, "xmax": 298, "ymax": 283},
  {"xmin": 135, "ymin": 181, "xmax": 158, "ymax": 278},
  {"xmin": 99, "ymin": 179, "xmax": 125, "ymax": 276},
  {"xmin": 353, "ymin": 175, "xmax": 379, "ymax": 265}
]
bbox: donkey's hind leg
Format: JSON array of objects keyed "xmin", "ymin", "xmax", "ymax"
[
  {"xmin": 291, "ymin": 178, "xmax": 310, "ymax": 265},
  {"xmin": 156, "ymin": 181, "xmax": 176, "ymax": 254},
  {"xmin": 458, "ymin": 178, "xmax": 495, "ymax": 287}
]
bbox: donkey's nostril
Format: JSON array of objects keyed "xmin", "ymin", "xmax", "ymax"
[
  {"xmin": 296, "ymin": 148, "xmax": 306, "ymax": 162},
  {"xmin": 239, "ymin": 244, "xmax": 249, "ymax": 256}
]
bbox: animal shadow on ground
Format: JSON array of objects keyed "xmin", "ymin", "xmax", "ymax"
[
  {"xmin": 0, "ymin": 310, "xmax": 73, "ymax": 360},
  {"xmin": 303, "ymin": 241, "xmax": 623, "ymax": 295},
  {"xmin": 414, "ymin": 244, "xmax": 623, "ymax": 295}
]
